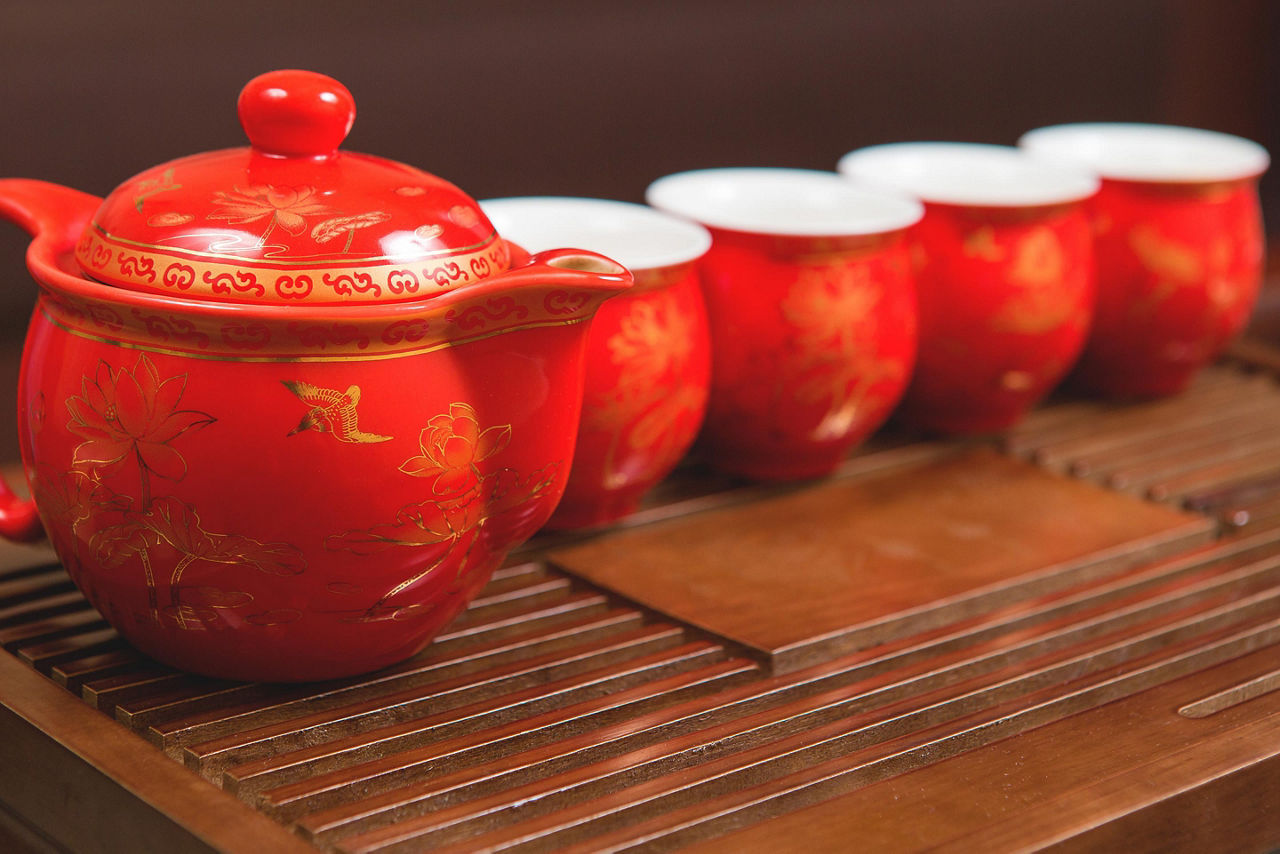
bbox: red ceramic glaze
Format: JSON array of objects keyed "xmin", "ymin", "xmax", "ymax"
[
  {"xmin": 0, "ymin": 71, "xmax": 630, "ymax": 682},
  {"xmin": 481, "ymin": 197, "xmax": 711, "ymax": 529},
  {"xmin": 1019, "ymin": 123, "xmax": 1269, "ymax": 398},
  {"xmin": 78, "ymin": 69, "xmax": 509, "ymax": 305},
  {"xmin": 648, "ymin": 169, "xmax": 921, "ymax": 481},
  {"xmin": 838, "ymin": 143, "xmax": 1098, "ymax": 434},
  {"xmin": 1071, "ymin": 178, "xmax": 1264, "ymax": 397},
  {"xmin": 692, "ymin": 228, "xmax": 918, "ymax": 479},
  {"xmin": 550, "ymin": 262, "xmax": 710, "ymax": 528},
  {"xmin": 897, "ymin": 202, "xmax": 1095, "ymax": 432}
]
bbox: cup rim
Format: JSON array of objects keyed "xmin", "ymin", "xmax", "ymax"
[
  {"xmin": 836, "ymin": 142, "xmax": 1100, "ymax": 208},
  {"xmin": 1018, "ymin": 122, "xmax": 1270, "ymax": 184},
  {"xmin": 644, "ymin": 167, "xmax": 923, "ymax": 238},
  {"xmin": 479, "ymin": 196, "xmax": 711, "ymax": 272}
]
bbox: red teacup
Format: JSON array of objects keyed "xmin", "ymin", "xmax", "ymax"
[
  {"xmin": 1020, "ymin": 123, "xmax": 1269, "ymax": 398},
  {"xmin": 647, "ymin": 168, "xmax": 922, "ymax": 481},
  {"xmin": 838, "ymin": 143, "xmax": 1098, "ymax": 433},
  {"xmin": 481, "ymin": 197, "xmax": 712, "ymax": 529}
]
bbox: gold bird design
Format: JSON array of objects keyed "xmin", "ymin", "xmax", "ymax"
[{"xmin": 282, "ymin": 381, "xmax": 392, "ymax": 444}]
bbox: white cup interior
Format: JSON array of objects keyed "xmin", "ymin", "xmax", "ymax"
[
  {"xmin": 837, "ymin": 142, "xmax": 1099, "ymax": 207},
  {"xmin": 644, "ymin": 168, "xmax": 923, "ymax": 237},
  {"xmin": 479, "ymin": 197, "xmax": 711, "ymax": 271},
  {"xmin": 1018, "ymin": 123, "xmax": 1270, "ymax": 183}
]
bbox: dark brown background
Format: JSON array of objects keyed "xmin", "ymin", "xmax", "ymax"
[
  {"xmin": 0, "ymin": 0, "xmax": 1276, "ymax": 422},
  {"xmin": 1, "ymin": 10, "xmax": 1279, "ymax": 848}
]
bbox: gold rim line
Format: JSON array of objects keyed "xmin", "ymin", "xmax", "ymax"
[
  {"xmin": 88, "ymin": 220, "xmax": 502, "ymax": 266},
  {"xmin": 38, "ymin": 304, "xmax": 590, "ymax": 364}
]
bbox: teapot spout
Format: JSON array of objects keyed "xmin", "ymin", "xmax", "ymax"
[
  {"xmin": 492, "ymin": 245, "xmax": 632, "ymax": 299},
  {"xmin": 410, "ymin": 244, "xmax": 631, "ymax": 354}
]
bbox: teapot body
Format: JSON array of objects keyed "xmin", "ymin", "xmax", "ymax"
[{"xmin": 7, "ymin": 180, "xmax": 627, "ymax": 681}]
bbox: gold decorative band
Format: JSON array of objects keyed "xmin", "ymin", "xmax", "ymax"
[
  {"xmin": 38, "ymin": 286, "xmax": 606, "ymax": 362},
  {"xmin": 75, "ymin": 229, "xmax": 510, "ymax": 305}
]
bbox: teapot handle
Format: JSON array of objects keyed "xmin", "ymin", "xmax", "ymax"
[{"xmin": 0, "ymin": 179, "xmax": 102, "ymax": 542}]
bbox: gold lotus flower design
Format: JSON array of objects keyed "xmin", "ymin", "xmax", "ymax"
[
  {"xmin": 782, "ymin": 265, "xmax": 879, "ymax": 357},
  {"xmin": 56, "ymin": 356, "xmax": 304, "ymax": 629},
  {"xmin": 781, "ymin": 265, "xmax": 902, "ymax": 441},
  {"xmin": 208, "ymin": 185, "xmax": 335, "ymax": 237},
  {"xmin": 327, "ymin": 403, "xmax": 555, "ymax": 621},
  {"xmin": 399, "ymin": 403, "xmax": 512, "ymax": 495},
  {"xmin": 66, "ymin": 353, "xmax": 214, "ymax": 484},
  {"xmin": 607, "ymin": 299, "xmax": 696, "ymax": 394}
]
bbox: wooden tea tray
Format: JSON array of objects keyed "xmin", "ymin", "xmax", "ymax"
[{"xmin": 3, "ymin": 361, "xmax": 1280, "ymax": 853}]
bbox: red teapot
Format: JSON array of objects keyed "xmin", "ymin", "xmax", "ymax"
[{"xmin": 0, "ymin": 70, "xmax": 630, "ymax": 681}]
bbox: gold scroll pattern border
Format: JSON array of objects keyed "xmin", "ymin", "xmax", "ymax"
[
  {"xmin": 75, "ymin": 229, "xmax": 509, "ymax": 305},
  {"xmin": 39, "ymin": 288, "xmax": 602, "ymax": 363}
]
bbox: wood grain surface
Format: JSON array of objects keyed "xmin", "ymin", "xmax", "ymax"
[
  {"xmin": 0, "ymin": 362, "xmax": 1278, "ymax": 853},
  {"xmin": 680, "ymin": 646, "xmax": 1280, "ymax": 854},
  {"xmin": 550, "ymin": 449, "xmax": 1214, "ymax": 672}
]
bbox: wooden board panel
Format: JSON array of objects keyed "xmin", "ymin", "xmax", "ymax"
[{"xmin": 550, "ymin": 449, "xmax": 1214, "ymax": 673}]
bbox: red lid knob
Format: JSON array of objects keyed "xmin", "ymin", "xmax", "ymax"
[{"xmin": 237, "ymin": 69, "xmax": 355, "ymax": 158}]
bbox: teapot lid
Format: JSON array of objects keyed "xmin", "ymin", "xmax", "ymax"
[{"xmin": 74, "ymin": 70, "xmax": 510, "ymax": 305}]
